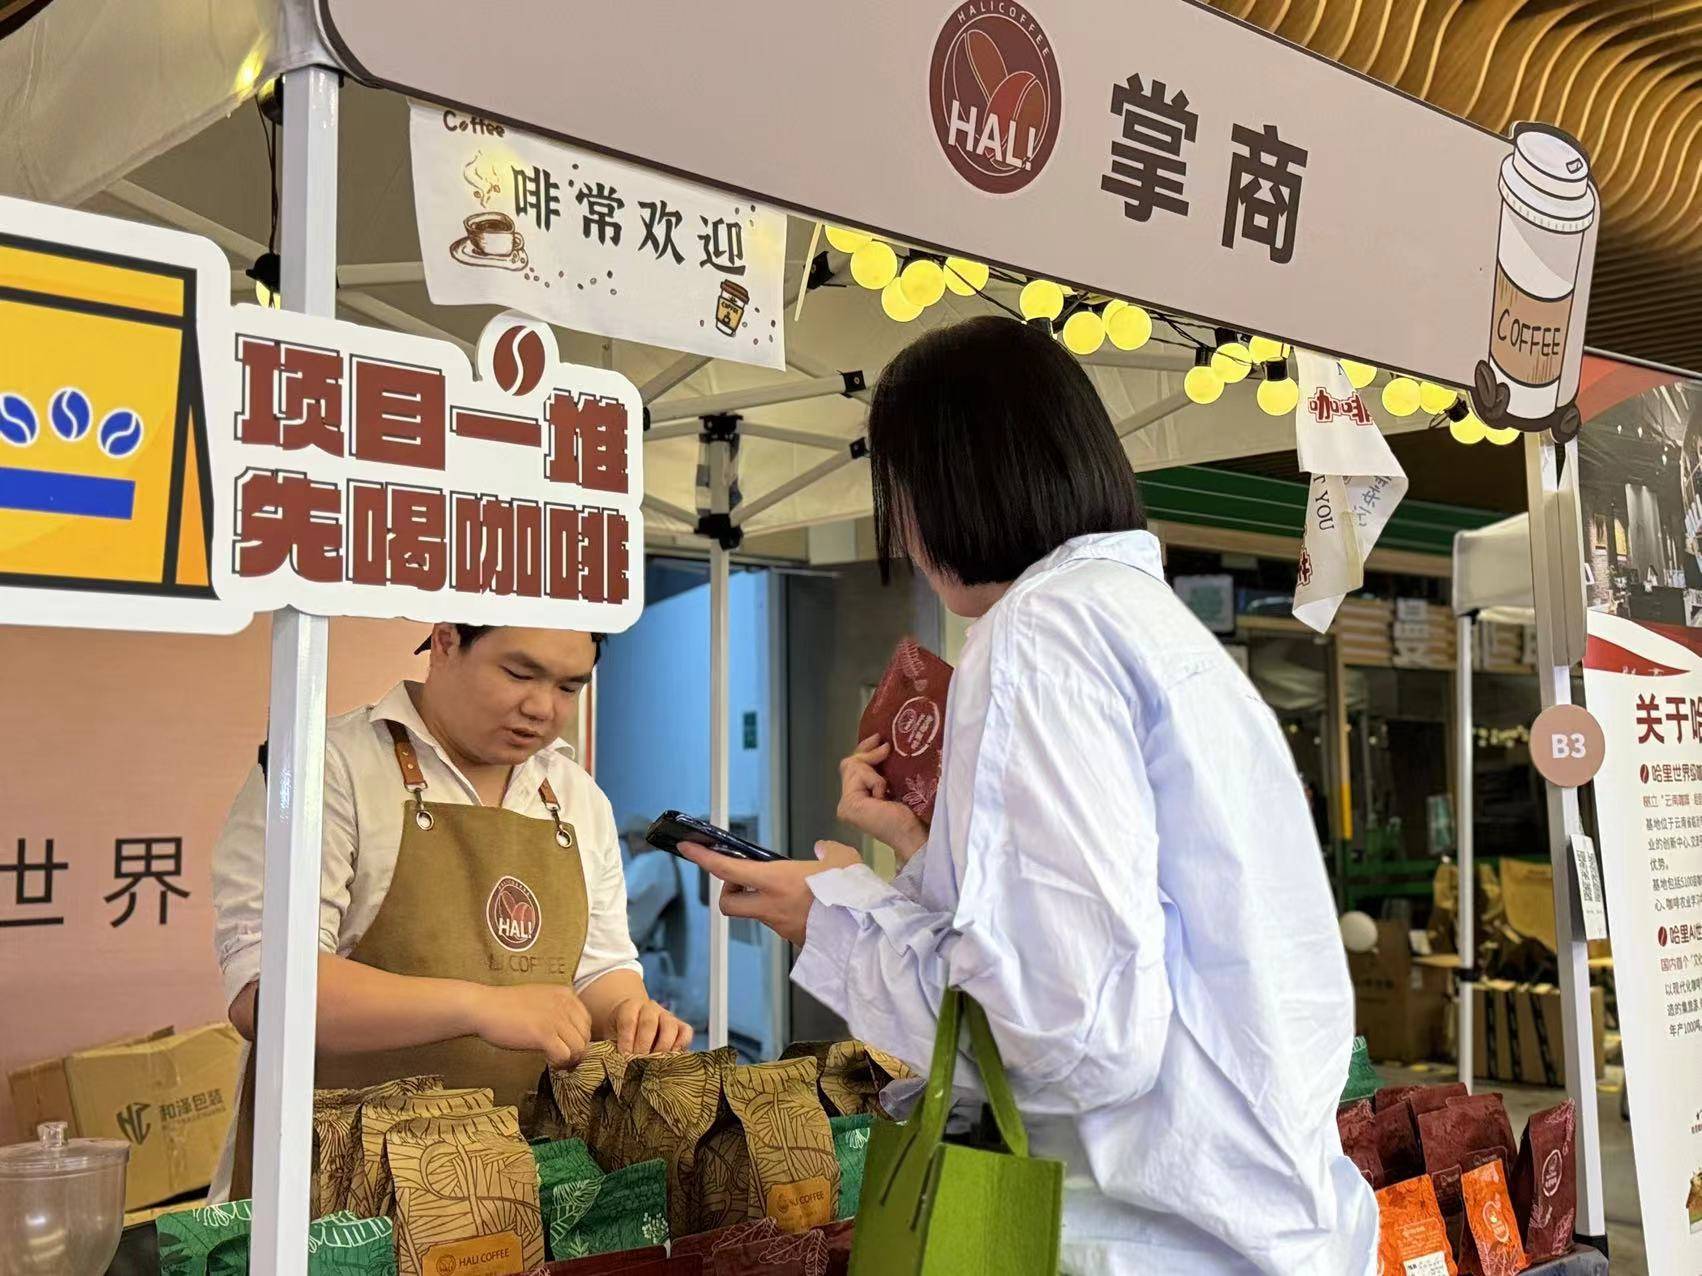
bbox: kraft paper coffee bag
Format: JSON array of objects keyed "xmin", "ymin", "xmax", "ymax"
[
  {"xmin": 597, "ymin": 1048, "xmax": 736, "ymax": 1236},
  {"xmin": 719, "ymin": 1059, "xmax": 839, "ymax": 1233},
  {"xmin": 857, "ymin": 638, "xmax": 952, "ymax": 823},
  {"xmin": 543, "ymin": 1043, "xmax": 632, "ymax": 1154},
  {"xmin": 1510, "ymin": 1100, "xmax": 1575, "ymax": 1263},
  {"xmin": 314, "ymin": 1076, "xmax": 445, "ymax": 1219},
  {"xmin": 385, "ymin": 1106, "xmax": 544, "ymax": 1276},
  {"xmin": 349, "ymin": 1087, "xmax": 495, "ymax": 1220},
  {"xmin": 778, "ymin": 1041, "xmax": 913, "ymax": 1117}
]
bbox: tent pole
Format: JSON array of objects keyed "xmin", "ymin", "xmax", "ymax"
[
  {"xmin": 641, "ymin": 353, "xmax": 711, "ymax": 402},
  {"xmin": 705, "ymin": 423, "xmax": 735, "ymax": 1052},
  {"xmin": 1523, "ymin": 433, "xmax": 1606, "ymax": 1244},
  {"xmin": 1455, "ymin": 614, "xmax": 1475, "ymax": 1091},
  {"xmin": 250, "ymin": 64, "xmax": 338, "ymax": 1276},
  {"xmin": 732, "ymin": 445, "xmax": 863, "ymax": 528},
  {"xmin": 650, "ymin": 374, "xmax": 858, "ymax": 426},
  {"xmin": 1115, "ymin": 391, "xmax": 1192, "ymax": 439}
]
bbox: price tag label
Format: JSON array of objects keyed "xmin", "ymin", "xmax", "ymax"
[{"xmin": 1571, "ymin": 832, "xmax": 1609, "ymax": 942}]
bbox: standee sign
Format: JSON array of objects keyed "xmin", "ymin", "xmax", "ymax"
[
  {"xmin": 320, "ymin": 0, "xmax": 1598, "ymax": 438},
  {"xmin": 0, "ymin": 194, "xmax": 644, "ymax": 635}
]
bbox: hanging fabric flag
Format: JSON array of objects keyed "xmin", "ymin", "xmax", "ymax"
[{"xmin": 1292, "ymin": 350, "xmax": 1408, "ymax": 632}]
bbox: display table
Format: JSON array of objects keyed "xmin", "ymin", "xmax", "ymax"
[{"xmin": 1529, "ymin": 1247, "xmax": 1609, "ymax": 1275}]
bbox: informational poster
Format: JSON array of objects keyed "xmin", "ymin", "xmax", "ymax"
[
  {"xmin": 410, "ymin": 104, "xmax": 788, "ymax": 370},
  {"xmin": 1, "ymin": 194, "xmax": 646, "ymax": 636},
  {"xmin": 1577, "ymin": 363, "xmax": 1702, "ymax": 1269}
]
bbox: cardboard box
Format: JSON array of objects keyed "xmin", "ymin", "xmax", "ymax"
[
  {"xmin": 1349, "ymin": 920, "xmax": 1452, "ymax": 1062},
  {"xmin": 10, "ymin": 1024, "xmax": 243, "ymax": 1210},
  {"xmin": 9, "ymin": 1026, "xmax": 171, "ymax": 1141},
  {"xmin": 1472, "ymin": 980, "xmax": 1607, "ymax": 1088}
]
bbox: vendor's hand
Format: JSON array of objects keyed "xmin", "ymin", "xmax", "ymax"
[
  {"xmin": 607, "ymin": 995, "xmax": 694, "ymax": 1055},
  {"xmin": 469, "ymin": 983, "xmax": 593, "ymax": 1068},
  {"xmin": 678, "ymin": 841, "xmax": 855, "ymax": 946},
  {"xmin": 839, "ymin": 735, "xmax": 929, "ymax": 863}
]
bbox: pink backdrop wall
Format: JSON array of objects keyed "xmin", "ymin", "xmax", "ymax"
[{"xmin": 0, "ymin": 616, "xmax": 433, "ymax": 1139}]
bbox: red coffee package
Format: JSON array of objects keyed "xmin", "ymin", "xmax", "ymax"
[
  {"xmin": 1408, "ymin": 1084, "xmax": 1470, "ymax": 1117},
  {"xmin": 1375, "ymin": 1175, "xmax": 1459, "ymax": 1276},
  {"xmin": 857, "ymin": 638, "xmax": 953, "ymax": 823},
  {"xmin": 1338, "ymin": 1100, "xmax": 1385, "ymax": 1188},
  {"xmin": 1461, "ymin": 1160, "xmax": 1530, "ymax": 1276},
  {"xmin": 1373, "ymin": 1085, "xmax": 1427, "ymax": 1113},
  {"xmin": 1510, "ymin": 1100, "xmax": 1575, "ymax": 1263},
  {"xmin": 1373, "ymin": 1102, "xmax": 1424, "ymax": 1184},
  {"xmin": 1419, "ymin": 1094, "xmax": 1517, "ymax": 1215}
]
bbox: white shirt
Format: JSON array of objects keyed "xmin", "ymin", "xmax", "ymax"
[
  {"xmin": 211, "ymin": 681, "xmax": 641, "ymax": 1009},
  {"xmin": 791, "ymin": 532, "xmax": 1379, "ymax": 1276}
]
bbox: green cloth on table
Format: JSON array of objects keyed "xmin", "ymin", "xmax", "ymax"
[
  {"xmin": 545, "ymin": 1157, "xmax": 670, "ymax": 1261},
  {"xmin": 830, "ymin": 1114, "xmax": 874, "ymax": 1219}
]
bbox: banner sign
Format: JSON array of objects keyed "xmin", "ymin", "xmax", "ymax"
[
  {"xmin": 0, "ymin": 195, "xmax": 644, "ymax": 635},
  {"xmin": 1575, "ymin": 367, "xmax": 1702, "ymax": 1270},
  {"xmin": 410, "ymin": 103, "xmax": 788, "ymax": 370},
  {"xmin": 322, "ymin": 0, "xmax": 1597, "ymax": 437}
]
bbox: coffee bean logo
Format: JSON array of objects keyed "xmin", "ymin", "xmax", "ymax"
[
  {"xmin": 0, "ymin": 393, "xmax": 38, "ymax": 446},
  {"xmin": 98, "ymin": 408, "xmax": 145, "ymax": 459},
  {"xmin": 49, "ymin": 388, "xmax": 92, "ymax": 441},
  {"xmin": 493, "ymin": 324, "xmax": 548, "ymax": 396},
  {"xmin": 929, "ymin": 4, "xmax": 1062, "ymax": 195}
]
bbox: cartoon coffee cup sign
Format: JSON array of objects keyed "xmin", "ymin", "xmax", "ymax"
[{"xmin": 1472, "ymin": 124, "xmax": 1599, "ymax": 443}]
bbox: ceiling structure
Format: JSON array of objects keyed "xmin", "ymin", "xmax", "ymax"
[{"xmin": 1210, "ymin": 0, "xmax": 1702, "ymax": 375}]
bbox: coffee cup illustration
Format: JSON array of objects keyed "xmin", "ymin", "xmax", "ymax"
[
  {"xmin": 715, "ymin": 280, "xmax": 749, "ymax": 336},
  {"xmin": 451, "ymin": 211, "xmax": 528, "ymax": 271},
  {"xmin": 1473, "ymin": 123, "xmax": 1597, "ymax": 442}
]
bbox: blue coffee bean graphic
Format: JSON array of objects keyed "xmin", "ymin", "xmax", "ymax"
[
  {"xmin": 50, "ymin": 388, "xmax": 93, "ymax": 441},
  {"xmin": 0, "ymin": 393, "xmax": 37, "ymax": 446},
  {"xmin": 98, "ymin": 408, "xmax": 144, "ymax": 458}
]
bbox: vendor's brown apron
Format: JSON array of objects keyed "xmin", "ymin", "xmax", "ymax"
[{"xmin": 231, "ymin": 722, "xmax": 590, "ymax": 1197}]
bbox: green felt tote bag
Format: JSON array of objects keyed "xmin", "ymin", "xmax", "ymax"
[{"xmin": 848, "ymin": 987, "xmax": 1063, "ymax": 1276}]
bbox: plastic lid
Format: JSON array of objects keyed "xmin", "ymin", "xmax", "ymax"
[
  {"xmin": 0, "ymin": 1122, "xmax": 130, "ymax": 1180},
  {"xmin": 1500, "ymin": 123, "xmax": 1596, "ymax": 232}
]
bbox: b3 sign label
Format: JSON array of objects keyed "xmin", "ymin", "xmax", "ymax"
[{"xmin": 1531, "ymin": 703, "xmax": 1606, "ymax": 788}]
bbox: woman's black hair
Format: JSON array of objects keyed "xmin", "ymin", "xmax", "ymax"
[
  {"xmin": 868, "ymin": 315, "xmax": 1146, "ymax": 586},
  {"xmin": 416, "ymin": 625, "xmax": 606, "ymax": 662}
]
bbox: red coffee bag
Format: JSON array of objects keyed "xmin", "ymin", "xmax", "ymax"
[
  {"xmin": 857, "ymin": 638, "xmax": 953, "ymax": 823},
  {"xmin": 1373, "ymin": 1102, "xmax": 1424, "ymax": 1184},
  {"xmin": 1461, "ymin": 1159, "xmax": 1530, "ymax": 1276},
  {"xmin": 1338, "ymin": 1100, "xmax": 1385, "ymax": 1188},
  {"xmin": 1409, "ymin": 1084, "xmax": 1470, "ymax": 1117},
  {"xmin": 1419, "ymin": 1094, "xmax": 1517, "ymax": 1215},
  {"xmin": 1510, "ymin": 1100, "xmax": 1575, "ymax": 1264}
]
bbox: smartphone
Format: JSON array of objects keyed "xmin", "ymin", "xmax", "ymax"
[{"xmin": 646, "ymin": 810, "xmax": 786, "ymax": 862}]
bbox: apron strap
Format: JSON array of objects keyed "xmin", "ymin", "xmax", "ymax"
[
  {"xmin": 538, "ymin": 778, "xmax": 575, "ymax": 850},
  {"xmin": 385, "ymin": 720, "xmax": 436, "ymax": 832}
]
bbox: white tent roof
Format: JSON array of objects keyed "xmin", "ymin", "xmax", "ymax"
[
  {"xmin": 0, "ymin": 5, "xmax": 1433, "ymax": 541},
  {"xmin": 1452, "ymin": 513, "xmax": 1533, "ymax": 624}
]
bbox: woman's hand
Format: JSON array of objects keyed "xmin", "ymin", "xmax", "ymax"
[
  {"xmin": 678, "ymin": 841, "xmax": 861, "ymax": 945},
  {"xmin": 839, "ymin": 735, "xmax": 929, "ymax": 863}
]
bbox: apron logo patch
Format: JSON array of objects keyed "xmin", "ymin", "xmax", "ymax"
[{"xmin": 486, "ymin": 874, "xmax": 543, "ymax": 952}]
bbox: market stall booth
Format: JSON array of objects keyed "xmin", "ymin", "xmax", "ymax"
[{"xmin": 1, "ymin": 0, "xmax": 1633, "ymax": 1271}]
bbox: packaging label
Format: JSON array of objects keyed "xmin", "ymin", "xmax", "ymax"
[
  {"xmin": 766, "ymin": 1176, "xmax": 834, "ymax": 1232},
  {"xmin": 1489, "ymin": 265, "xmax": 1572, "ymax": 389},
  {"xmin": 1403, "ymin": 1254, "xmax": 1450, "ymax": 1276},
  {"xmin": 421, "ymin": 1230, "xmax": 525, "ymax": 1276}
]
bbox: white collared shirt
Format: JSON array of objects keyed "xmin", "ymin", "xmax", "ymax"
[
  {"xmin": 211, "ymin": 681, "xmax": 641, "ymax": 1009},
  {"xmin": 791, "ymin": 531, "xmax": 1379, "ymax": 1276}
]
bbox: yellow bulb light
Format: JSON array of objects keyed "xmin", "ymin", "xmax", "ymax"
[
  {"xmin": 1019, "ymin": 279, "xmax": 1065, "ymax": 321},
  {"xmin": 1450, "ymin": 413, "xmax": 1487, "ymax": 445},
  {"xmin": 1106, "ymin": 304, "xmax": 1152, "ymax": 351},
  {"xmin": 1419, "ymin": 381, "xmax": 1459, "ymax": 415},
  {"xmin": 1248, "ymin": 335, "xmax": 1286, "ymax": 363},
  {"xmin": 1485, "ymin": 425, "xmax": 1521, "ymax": 446},
  {"xmin": 826, "ymin": 225, "xmax": 873, "ymax": 254},
  {"xmin": 1212, "ymin": 342, "xmax": 1253, "ymax": 384},
  {"xmin": 1340, "ymin": 360, "xmax": 1377, "ymax": 389},
  {"xmin": 881, "ymin": 279, "xmax": 923, "ymax": 323},
  {"xmin": 900, "ymin": 259, "xmax": 947, "ymax": 308},
  {"xmin": 1062, "ymin": 310, "xmax": 1106, "ymax": 356},
  {"xmin": 1382, "ymin": 377, "xmax": 1421, "ymax": 417},
  {"xmin": 1257, "ymin": 377, "xmax": 1300, "ymax": 416},
  {"xmin": 1184, "ymin": 365, "xmax": 1224, "ymax": 405},
  {"xmin": 850, "ymin": 240, "xmax": 898, "ymax": 290},
  {"xmin": 944, "ymin": 257, "xmax": 989, "ymax": 296}
]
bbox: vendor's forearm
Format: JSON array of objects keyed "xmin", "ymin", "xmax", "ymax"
[
  {"xmin": 578, "ymin": 967, "xmax": 647, "ymax": 1040},
  {"xmin": 228, "ymin": 954, "xmax": 483, "ymax": 1053}
]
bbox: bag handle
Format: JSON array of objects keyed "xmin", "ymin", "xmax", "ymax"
[{"xmin": 911, "ymin": 987, "xmax": 1029, "ymax": 1158}]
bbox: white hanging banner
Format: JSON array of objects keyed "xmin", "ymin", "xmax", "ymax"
[
  {"xmin": 1292, "ymin": 350, "xmax": 1407, "ymax": 632},
  {"xmin": 410, "ymin": 104, "xmax": 788, "ymax": 370}
]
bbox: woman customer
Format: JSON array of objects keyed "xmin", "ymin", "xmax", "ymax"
[{"xmin": 682, "ymin": 316, "xmax": 1377, "ymax": 1275}]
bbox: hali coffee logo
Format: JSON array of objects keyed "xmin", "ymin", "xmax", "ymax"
[
  {"xmin": 486, "ymin": 874, "xmax": 543, "ymax": 953},
  {"xmin": 892, "ymin": 696, "xmax": 942, "ymax": 757},
  {"xmin": 929, "ymin": 3, "xmax": 1061, "ymax": 194}
]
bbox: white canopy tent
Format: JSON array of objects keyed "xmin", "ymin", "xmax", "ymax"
[
  {"xmin": 1450, "ymin": 512, "xmax": 1534, "ymax": 1092},
  {"xmin": 2, "ymin": 7, "xmax": 1517, "ymax": 1269}
]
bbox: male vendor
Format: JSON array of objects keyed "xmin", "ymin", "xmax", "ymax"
[{"xmin": 211, "ymin": 624, "xmax": 689, "ymax": 1194}]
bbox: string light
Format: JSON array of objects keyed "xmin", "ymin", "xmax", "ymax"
[
  {"xmin": 1340, "ymin": 360, "xmax": 1377, "ymax": 389},
  {"xmin": 1249, "ymin": 335, "xmax": 1287, "ymax": 362},
  {"xmin": 1062, "ymin": 309, "xmax": 1106, "ymax": 355},
  {"xmin": 900, "ymin": 258, "xmax": 947, "ymax": 308},
  {"xmin": 1212, "ymin": 341, "xmax": 1253, "ymax": 384},
  {"xmin": 1419, "ymin": 381, "xmax": 1460, "ymax": 415},
  {"xmin": 246, "ymin": 252, "xmax": 281, "ymax": 309},
  {"xmin": 1486, "ymin": 425, "xmax": 1520, "ymax": 446},
  {"xmin": 1382, "ymin": 377, "xmax": 1421, "ymax": 417},
  {"xmin": 1450, "ymin": 413, "xmax": 1487, "ymax": 445},
  {"xmin": 880, "ymin": 279, "xmax": 922, "ymax": 322},
  {"xmin": 1019, "ymin": 279, "xmax": 1066, "ymax": 321},
  {"xmin": 943, "ymin": 256, "xmax": 989, "ymax": 295},
  {"xmin": 850, "ymin": 240, "xmax": 898, "ymax": 290},
  {"xmin": 1106, "ymin": 303, "xmax": 1152, "ymax": 351},
  {"xmin": 1256, "ymin": 362, "xmax": 1299, "ymax": 415},
  {"xmin": 1185, "ymin": 350, "xmax": 1224, "ymax": 405},
  {"xmin": 825, "ymin": 225, "xmax": 873, "ymax": 253}
]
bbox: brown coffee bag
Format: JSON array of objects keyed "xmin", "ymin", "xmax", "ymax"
[
  {"xmin": 1510, "ymin": 1100, "xmax": 1575, "ymax": 1263},
  {"xmin": 720, "ymin": 1059, "xmax": 840, "ymax": 1233},
  {"xmin": 312, "ymin": 1075, "xmax": 445, "ymax": 1219},
  {"xmin": 1373, "ymin": 1102, "xmax": 1424, "ymax": 1184},
  {"xmin": 543, "ymin": 1042, "xmax": 633, "ymax": 1154},
  {"xmin": 1336, "ymin": 1099, "xmax": 1383, "ymax": 1188},
  {"xmin": 598, "ymin": 1048, "xmax": 736, "ymax": 1236},
  {"xmin": 1419, "ymin": 1094, "xmax": 1517, "ymax": 1215},
  {"xmin": 857, "ymin": 638, "xmax": 952, "ymax": 823},
  {"xmin": 1461, "ymin": 1159, "xmax": 1530, "ymax": 1276},
  {"xmin": 778, "ymin": 1041, "xmax": 913, "ymax": 1118},
  {"xmin": 385, "ymin": 1105, "xmax": 543, "ymax": 1276},
  {"xmin": 1408, "ymin": 1083, "xmax": 1470, "ymax": 1117},
  {"xmin": 348, "ymin": 1087, "xmax": 495, "ymax": 1219}
]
